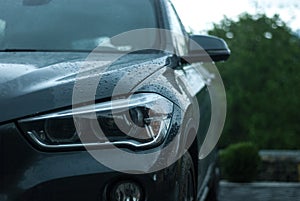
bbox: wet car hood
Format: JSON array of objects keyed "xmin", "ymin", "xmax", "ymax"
[{"xmin": 0, "ymin": 52, "xmax": 170, "ymax": 123}]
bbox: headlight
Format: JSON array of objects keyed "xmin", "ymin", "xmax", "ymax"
[{"xmin": 18, "ymin": 93, "xmax": 173, "ymax": 149}]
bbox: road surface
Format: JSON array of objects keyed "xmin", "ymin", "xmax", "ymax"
[{"xmin": 219, "ymin": 181, "xmax": 300, "ymax": 201}]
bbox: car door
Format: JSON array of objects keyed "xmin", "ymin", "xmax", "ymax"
[{"xmin": 163, "ymin": 0, "xmax": 216, "ymax": 198}]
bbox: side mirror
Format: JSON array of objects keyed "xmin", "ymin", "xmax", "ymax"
[{"xmin": 184, "ymin": 35, "xmax": 230, "ymax": 62}]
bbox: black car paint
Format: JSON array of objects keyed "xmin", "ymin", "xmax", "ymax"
[
  {"xmin": 0, "ymin": 0, "xmax": 219, "ymax": 201},
  {"xmin": 0, "ymin": 52, "xmax": 215, "ymax": 201},
  {"xmin": 0, "ymin": 52, "xmax": 171, "ymax": 123},
  {"xmin": 0, "ymin": 53, "xmax": 216, "ymax": 200},
  {"xmin": 0, "ymin": 123, "xmax": 181, "ymax": 201}
]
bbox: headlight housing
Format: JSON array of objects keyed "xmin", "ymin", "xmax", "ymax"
[{"xmin": 18, "ymin": 93, "xmax": 173, "ymax": 149}]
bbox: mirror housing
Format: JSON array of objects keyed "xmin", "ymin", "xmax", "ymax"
[{"xmin": 184, "ymin": 35, "xmax": 230, "ymax": 63}]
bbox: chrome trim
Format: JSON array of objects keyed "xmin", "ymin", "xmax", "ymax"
[
  {"xmin": 197, "ymin": 163, "xmax": 214, "ymax": 200},
  {"xmin": 199, "ymin": 187, "xmax": 209, "ymax": 201}
]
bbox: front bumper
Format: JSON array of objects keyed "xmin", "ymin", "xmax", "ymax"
[{"xmin": 0, "ymin": 123, "xmax": 182, "ymax": 201}]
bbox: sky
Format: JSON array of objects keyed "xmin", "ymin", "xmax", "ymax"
[{"xmin": 171, "ymin": 0, "xmax": 300, "ymax": 33}]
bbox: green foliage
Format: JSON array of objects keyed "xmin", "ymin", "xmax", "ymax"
[
  {"xmin": 219, "ymin": 142, "xmax": 261, "ymax": 182},
  {"xmin": 208, "ymin": 14, "xmax": 300, "ymax": 149}
]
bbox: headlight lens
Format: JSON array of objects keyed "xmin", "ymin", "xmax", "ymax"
[{"xmin": 18, "ymin": 93, "xmax": 173, "ymax": 149}]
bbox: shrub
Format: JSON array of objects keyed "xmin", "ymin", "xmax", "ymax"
[{"xmin": 219, "ymin": 142, "xmax": 261, "ymax": 182}]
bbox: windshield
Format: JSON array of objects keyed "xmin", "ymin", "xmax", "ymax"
[{"xmin": 0, "ymin": 0, "xmax": 158, "ymax": 52}]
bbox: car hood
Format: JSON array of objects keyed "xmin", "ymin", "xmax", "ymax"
[{"xmin": 0, "ymin": 52, "xmax": 170, "ymax": 123}]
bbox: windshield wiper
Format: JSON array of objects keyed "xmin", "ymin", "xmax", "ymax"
[
  {"xmin": 0, "ymin": 49, "xmax": 163, "ymax": 54},
  {"xmin": 0, "ymin": 49, "xmax": 94, "ymax": 53},
  {"xmin": 0, "ymin": 48, "xmax": 129, "ymax": 53},
  {"xmin": 0, "ymin": 49, "xmax": 40, "ymax": 52}
]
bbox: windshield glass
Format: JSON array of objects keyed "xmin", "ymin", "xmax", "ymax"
[{"xmin": 0, "ymin": 0, "xmax": 158, "ymax": 51}]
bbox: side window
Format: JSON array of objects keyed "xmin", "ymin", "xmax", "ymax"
[
  {"xmin": 165, "ymin": 0, "xmax": 188, "ymax": 55},
  {"xmin": 165, "ymin": 1, "xmax": 185, "ymax": 35}
]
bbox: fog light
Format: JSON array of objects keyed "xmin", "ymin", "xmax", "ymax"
[{"xmin": 110, "ymin": 181, "xmax": 143, "ymax": 201}]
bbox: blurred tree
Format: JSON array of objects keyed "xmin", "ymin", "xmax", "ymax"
[{"xmin": 208, "ymin": 14, "xmax": 300, "ymax": 149}]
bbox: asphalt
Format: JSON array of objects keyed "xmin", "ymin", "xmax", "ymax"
[{"xmin": 219, "ymin": 181, "xmax": 300, "ymax": 201}]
